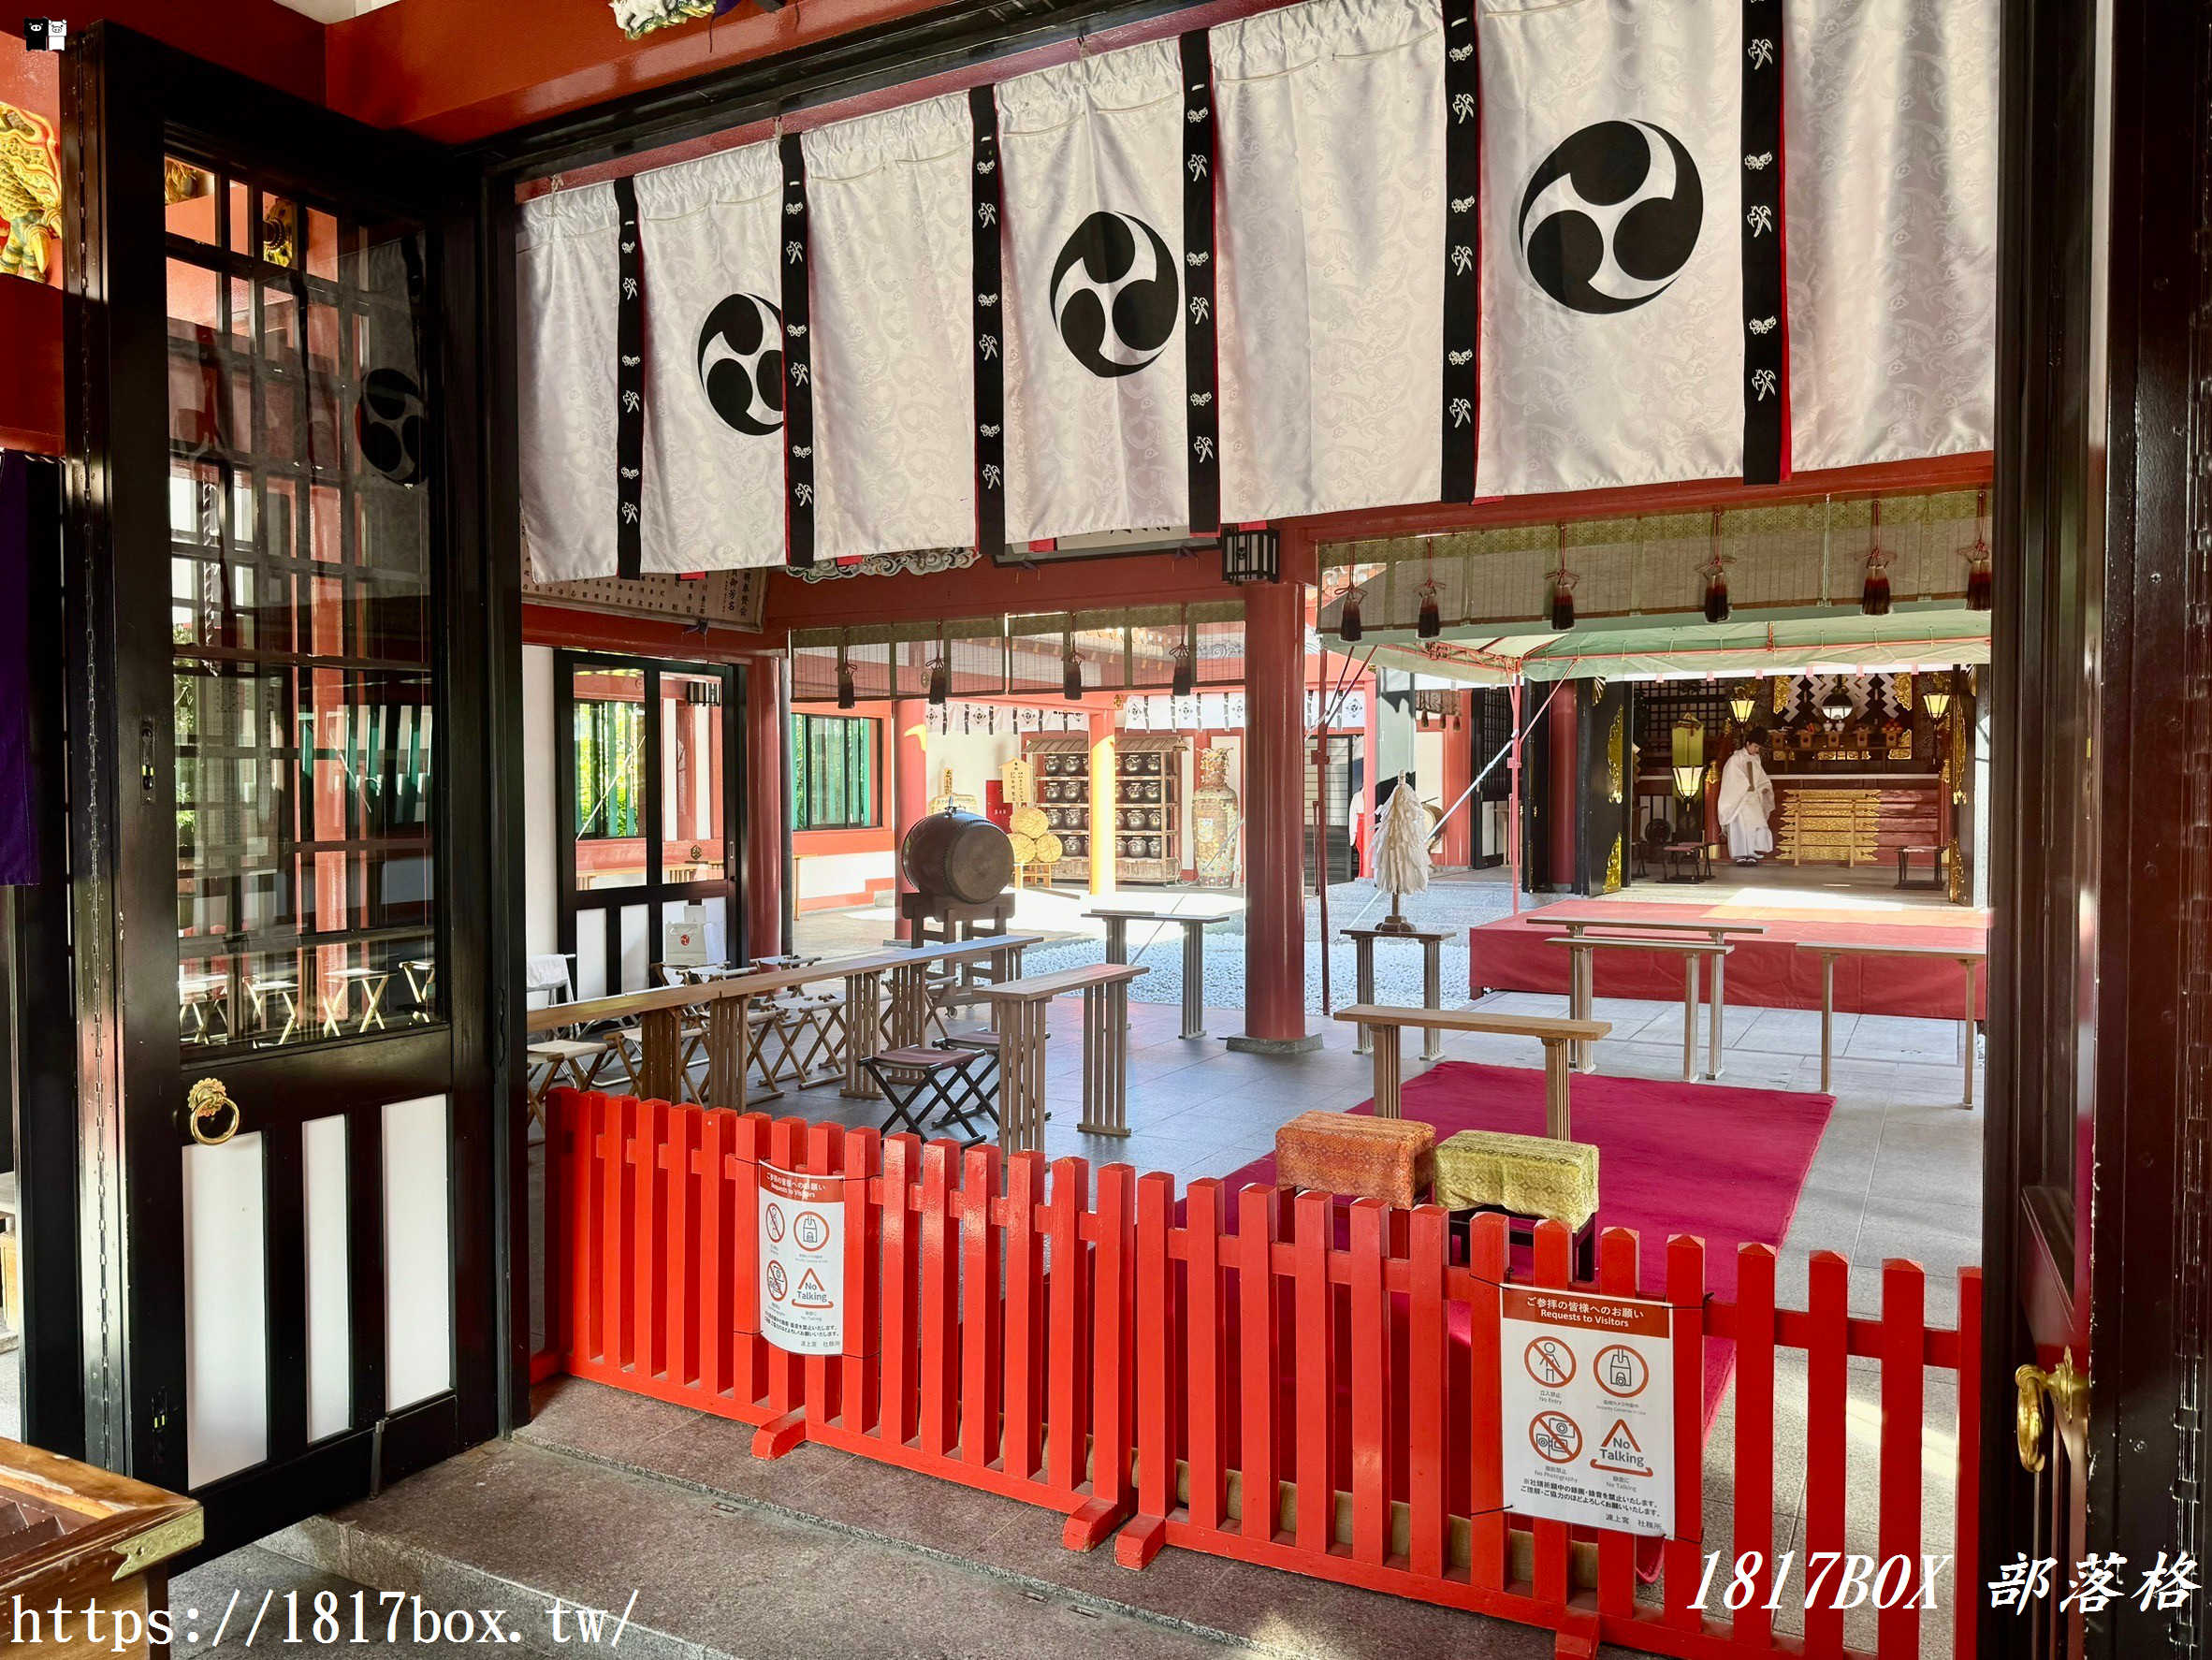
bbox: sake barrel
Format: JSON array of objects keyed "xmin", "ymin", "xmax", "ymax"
[
  {"xmin": 1011, "ymin": 804, "xmax": 1049, "ymax": 837},
  {"xmin": 1035, "ymin": 832, "xmax": 1065, "ymax": 865},
  {"xmin": 1009, "ymin": 831, "xmax": 1039, "ymax": 865},
  {"xmin": 899, "ymin": 808, "xmax": 1015, "ymax": 904}
]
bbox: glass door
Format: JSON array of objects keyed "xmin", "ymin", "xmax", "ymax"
[
  {"xmin": 57, "ymin": 24, "xmax": 504, "ymax": 1554},
  {"xmin": 556, "ymin": 651, "xmax": 742, "ymax": 996}
]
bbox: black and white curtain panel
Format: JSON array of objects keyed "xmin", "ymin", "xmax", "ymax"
[
  {"xmin": 803, "ymin": 97, "xmax": 979, "ymax": 561},
  {"xmin": 1783, "ymin": 0, "xmax": 1998, "ymax": 471},
  {"xmin": 513, "ymin": 0, "xmax": 1999, "ymax": 580},
  {"xmin": 633, "ymin": 144, "xmax": 787, "ymax": 572},
  {"xmin": 1210, "ymin": 0, "xmax": 1446, "ymax": 522},
  {"xmin": 1476, "ymin": 0, "xmax": 1744, "ymax": 497},
  {"xmin": 996, "ymin": 45, "xmax": 1197, "ymax": 545},
  {"xmin": 517, "ymin": 183, "xmax": 622, "ymax": 583}
]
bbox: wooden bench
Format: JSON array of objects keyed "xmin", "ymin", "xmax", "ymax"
[
  {"xmin": 1545, "ymin": 916, "xmax": 1768, "ymax": 1070},
  {"xmin": 1795, "ymin": 939, "xmax": 1986, "ymax": 1107},
  {"xmin": 1548, "ymin": 934, "xmax": 1733, "ymax": 1082},
  {"xmin": 974, "ymin": 963, "xmax": 1149, "ymax": 1151},
  {"xmin": 1332, "ymin": 1004, "xmax": 1611, "ymax": 1139}
]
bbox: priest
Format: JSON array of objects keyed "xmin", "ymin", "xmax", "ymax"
[{"xmin": 1717, "ymin": 738, "xmax": 1777, "ymax": 865}]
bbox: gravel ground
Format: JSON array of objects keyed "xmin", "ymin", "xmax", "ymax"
[{"xmin": 1011, "ymin": 872, "xmax": 1521, "ymax": 1014}]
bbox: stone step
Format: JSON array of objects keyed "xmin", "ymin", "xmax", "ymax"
[{"xmin": 257, "ymin": 1377, "xmax": 1550, "ymax": 1660}]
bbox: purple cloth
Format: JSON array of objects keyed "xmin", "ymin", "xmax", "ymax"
[{"xmin": 0, "ymin": 451, "xmax": 39, "ymax": 885}]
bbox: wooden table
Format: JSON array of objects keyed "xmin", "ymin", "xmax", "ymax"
[
  {"xmin": 1895, "ymin": 845, "xmax": 1949, "ymax": 889},
  {"xmin": 0, "ymin": 1437, "xmax": 201, "ymax": 1660},
  {"xmin": 974, "ymin": 963, "xmax": 1148, "ymax": 1152},
  {"xmin": 1087, "ymin": 906, "xmax": 1235, "ymax": 1039},
  {"xmin": 1796, "ymin": 940, "xmax": 1986, "ymax": 1107},
  {"xmin": 522, "ymin": 934, "xmax": 1041, "ymax": 1110},
  {"xmin": 1548, "ymin": 935, "xmax": 1732, "ymax": 1082},
  {"xmin": 1342, "ymin": 925, "xmax": 1452, "ymax": 1059},
  {"xmin": 1332, "ymin": 1004, "xmax": 1610, "ymax": 1138},
  {"xmin": 1546, "ymin": 915, "xmax": 1768, "ymax": 1070}
]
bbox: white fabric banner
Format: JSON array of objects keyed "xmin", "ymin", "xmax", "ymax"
[
  {"xmin": 1784, "ymin": 0, "xmax": 1998, "ymax": 471},
  {"xmin": 803, "ymin": 97, "xmax": 979, "ymax": 561},
  {"xmin": 633, "ymin": 143, "xmax": 788, "ymax": 572},
  {"xmin": 1476, "ymin": 0, "xmax": 1743, "ymax": 496},
  {"xmin": 517, "ymin": 184, "xmax": 621, "ymax": 582},
  {"xmin": 1212, "ymin": 0, "xmax": 1445, "ymax": 522},
  {"xmin": 997, "ymin": 45, "xmax": 1190, "ymax": 544}
]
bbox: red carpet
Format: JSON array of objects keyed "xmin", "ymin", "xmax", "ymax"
[
  {"xmin": 1210, "ymin": 1061, "xmax": 1835, "ymax": 1429},
  {"xmin": 1468, "ymin": 896, "xmax": 1990, "ymax": 1018}
]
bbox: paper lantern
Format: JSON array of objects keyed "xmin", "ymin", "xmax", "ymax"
[{"xmin": 1669, "ymin": 715, "xmax": 1705, "ymax": 800}]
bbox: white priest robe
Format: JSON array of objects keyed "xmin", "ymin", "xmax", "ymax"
[{"xmin": 1717, "ymin": 749, "xmax": 1777, "ymax": 860}]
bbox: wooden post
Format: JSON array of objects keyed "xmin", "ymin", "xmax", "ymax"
[
  {"xmin": 842, "ymin": 970, "xmax": 882, "ymax": 1098},
  {"xmin": 640, "ymin": 1007, "xmax": 683, "ymax": 1102},
  {"xmin": 1371, "ymin": 1019, "xmax": 1403, "ymax": 1118},
  {"xmin": 1178, "ymin": 919, "xmax": 1206, "ymax": 1040},
  {"xmin": 1680, "ymin": 958, "xmax": 1697, "ymax": 1083},
  {"xmin": 1542, "ymin": 1037, "xmax": 1572, "ymax": 1138},
  {"xmin": 1961, "ymin": 957, "xmax": 1978, "ymax": 1109},
  {"xmin": 1420, "ymin": 937, "xmax": 1443, "ymax": 1061},
  {"xmin": 1819, "ymin": 953, "xmax": 1835, "ymax": 1093}
]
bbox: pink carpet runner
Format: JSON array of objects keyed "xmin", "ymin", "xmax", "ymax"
[{"xmin": 1211, "ymin": 1060, "xmax": 1835, "ymax": 1428}]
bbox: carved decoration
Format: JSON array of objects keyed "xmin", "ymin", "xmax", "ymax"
[{"xmin": 0, "ymin": 104, "xmax": 61, "ymax": 284}]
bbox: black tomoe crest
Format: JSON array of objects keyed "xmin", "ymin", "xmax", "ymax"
[
  {"xmin": 354, "ymin": 367, "xmax": 427, "ymax": 485},
  {"xmin": 1050, "ymin": 211, "xmax": 1178, "ymax": 378},
  {"xmin": 1519, "ymin": 120, "xmax": 1703, "ymax": 314},
  {"xmin": 696, "ymin": 292, "xmax": 787, "ymax": 436}
]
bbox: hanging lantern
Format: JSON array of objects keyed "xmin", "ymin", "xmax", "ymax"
[
  {"xmin": 1416, "ymin": 577, "xmax": 1442, "ymax": 639},
  {"xmin": 835, "ymin": 638, "xmax": 857, "ymax": 710},
  {"xmin": 1702, "ymin": 509, "xmax": 1731, "ymax": 623},
  {"xmin": 1220, "ymin": 526, "xmax": 1279, "ymax": 584},
  {"xmin": 1338, "ymin": 582, "xmax": 1364, "ymax": 643},
  {"xmin": 1061, "ymin": 631, "xmax": 1083, "ymax": 701},
  {"xmin": 1729, "ymin": 681, "xmax": 1757, "ymax": 725},
  {"xmin": 1547, "ymin": 527, "xmax": 1577, "ymax": 632},
  {"xmin": 1670, "ymin": 714, "xmax": 1706, "ymax": 800},
  {"xmin": 1819, "ymin": 680, "xmax": 1855, "ymax": 723},
  {"xmin": 1964, "ymin": 488, "xmax": 1993, "ymax": 612},
  {"xmin": 1170, "ymin": 619, "xmax": 1196, "ymax": 697},
  {"xmin": 1920, "ymin": 671, "xmax": 1954, "ymax": 720},
  {"xmin": 1861, "ymin": 499, "xmax": 1892, "ymax": 617}
]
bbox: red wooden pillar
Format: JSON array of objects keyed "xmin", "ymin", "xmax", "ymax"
[
  {"xmin": 893, "ymin": 701, "xmax": 929, "ymax": 894},
  {"xmin": 1229, "ymin": 581, "xmax": 1318, "ymax": 1052},
  {"xmin": 1437, "ymin": 692, "xmax": 1473, "ymax": 867},
  {"xmin": 743, "ymin": 655, "xmax": 786, "ymax": 958},
  {"xmin": 1546, "ymin": 683, "xmax": 1579, "ymax": 894}
]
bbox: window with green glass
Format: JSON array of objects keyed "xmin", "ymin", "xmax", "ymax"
[
  {"xmin": 574, "ymin": 692, "xmax": 645, "ymax": 838},
  {"xmin": 791, "ymin": 714, "xmax": 878, "ymax": 832}
]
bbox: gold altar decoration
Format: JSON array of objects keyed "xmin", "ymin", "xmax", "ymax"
[
  {"xmin": 1604, "ymin": 834, "xmax": 1623, "ymax": 895},
  {"xmin": 1607, "ymin": 708, "xmax": 1625, "ymax": 804},
  {"xmin": 0, "ymin": 105, "xmax": 61, "ymax": 284},
  {"xmin": 1775, "ymin": 789, "xmax": 1883, "ymax": 866}
]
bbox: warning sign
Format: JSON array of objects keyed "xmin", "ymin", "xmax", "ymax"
[
  {"xmin": 1499, "ymin": 1286, "xmax": 1675, "ymax": 1537},
  {"xmin": 759, "ymin": 1164, "xmax": 844, "ymax": 1356}
]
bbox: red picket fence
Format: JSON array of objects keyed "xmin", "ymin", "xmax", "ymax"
[{"xmin": 546, "ymin": 1091, "xmax": 1982, "ymax": 1660}]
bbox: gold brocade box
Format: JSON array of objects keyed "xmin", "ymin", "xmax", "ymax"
[{"xmin": 1432, "ymin": 1130, "xmax": 1600, "ymax": 1229}]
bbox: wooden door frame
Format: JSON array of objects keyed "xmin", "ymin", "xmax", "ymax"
[
  {"xmin": 551, "ymin": 649, "xmax": 749, "ymax": 996},
  {"xmin": 1985, "ymin": 0, "xmax": 2212, "ymax": 1651},
  {"xmin": 40, "ymin": 22, "xmax": 518, "ymax": 1544}
]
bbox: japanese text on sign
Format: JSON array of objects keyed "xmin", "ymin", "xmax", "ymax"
[
  {"xmin": 1499, "ymin": 1286, "xmax": 1676, "ymax": 1537},
  {"xmin": 759, "ymin": 1163, "xmax": 844, "ymax": 1356}
]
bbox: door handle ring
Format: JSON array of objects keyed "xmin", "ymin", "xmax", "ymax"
[
  {"xmin": 2015, "ymin": 1348, "xmax": 2088, "ymax": 1474},
  {"xmin": 184, "ymin": 1077, "xmax": 240, "ymax": 1146}
]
